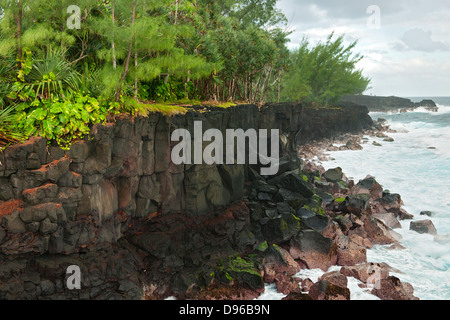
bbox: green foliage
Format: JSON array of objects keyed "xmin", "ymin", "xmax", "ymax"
[
  {"xmin": 12, "ymin": 93, "xmax": 110, "ymax": 149},
  {"xmin": 0, "ymin": 0, "xmax": 373, "ymax": 148},
  {"xmin": 26, "ymin": 47, "xmax": 81, "ymax": 99},
  {"xmin": 0, "ymin": 105, "xmax": 27, "ymax": 146},
  {"xmin": 281, "ymin": 33, "xmax": 371, "ymax": 105}
]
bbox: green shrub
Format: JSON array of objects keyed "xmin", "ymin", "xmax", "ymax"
[{"xmin": 12, "ymin": 93, "xmax": 112, "ymax": 149}]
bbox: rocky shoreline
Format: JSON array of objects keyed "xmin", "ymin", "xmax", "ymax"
[
  {"xmin": 169, "ymin": 119, "xmax": 421, "ymax": 301},
  {"xmin": 0, "ymin": 103, "xmax": 420, "ymax": 300}
]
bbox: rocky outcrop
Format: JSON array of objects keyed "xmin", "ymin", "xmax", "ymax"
[
  {"xmin": 341, "ymin": 95, "xmax": 438, "ymax": 112},
  {"xmin": 1, "ymin": 101, "xmax": 418, "ymax": 301}
]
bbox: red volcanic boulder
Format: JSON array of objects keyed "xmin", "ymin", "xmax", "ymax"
[
  {"xmin": 289, "ymin": 230, "xmax": 338, "ymax": 271},
  {"xmin": 262, "ymin": 244, "xmax": 301, "ymax": 284},
  {"xmin": 363, "ymin": 216, "xmax": 401, "ymax": 245},
  {"xmin": 350, "ymin": 176, "xmax": 383, "ymax": 200},
  {"xmin": 334, "ymin": 235, "xmax": 367, "ymax": 266},
  {"xmin": 319, "ymin": 271, "xmax": 348, "ymax": 288},
  {"xmin": 309, "ymin": 280, "xmax": 350, "ymax": 300},
  {"xmin": 372, "ymin": 276, "xmax": 419, "ymax": 300}
]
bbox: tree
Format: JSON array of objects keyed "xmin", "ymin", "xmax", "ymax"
[
  {"xmin": 281, "ymin": 33, "xmax": 371, "ymax": 105},
  {"xmin": 93, "ymin": 0, "xmax": 215, "ymax": 101}
]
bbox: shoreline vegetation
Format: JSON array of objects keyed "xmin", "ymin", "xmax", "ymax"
[{"xmin": 0, "ymin": 0, "xmax": 370, "ymax": 151}]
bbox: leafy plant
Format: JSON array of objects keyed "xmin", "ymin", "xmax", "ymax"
[{"xmin": 13, "ymin": 93, "xmax": 111, "ymax": 149}]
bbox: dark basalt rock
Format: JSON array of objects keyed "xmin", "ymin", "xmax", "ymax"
[{"xmin": 0, "ymin": 102, "xmax": 382, "ymax": 300}]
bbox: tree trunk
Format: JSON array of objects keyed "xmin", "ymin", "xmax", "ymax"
[
  {"xmin": 174, "ymin": 0, "xmax": 179, "ymax": 25},
  {"xmin": 115, "ymin": 0, "xmax": 138, "ymax": 102},
  {"xmin": 134, "ymin": 52, "xmax": 138, "ymax": 101},
  {"xmin": 111, "ymin": 4, "xmax": 117, "ymax": 70},
  {"xmin": 15, "ymin": 0, "xmax": 23, "ymax": 60},
  {"xmin": 277, "ymin": 69, "xmax": 282, "ymax": 103}
]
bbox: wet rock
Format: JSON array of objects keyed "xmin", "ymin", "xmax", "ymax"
[
  {"xmin": 262, "ymin": 245, "xmax": 300, "ymax": 285},
  {"xmin": 410, "ymin": 220, "xmax": 437, "ymax": 235},
  {"xmin": 300, "ymin": 213, "xmax": 331, "ymax": 233},
  {"xmin": 319, "ymin": 271, "xmax": 348, "ymax": 289},
  {"xmin": 420, "ymin": 211, "xmax": 433, "ymax": 217},
  {"xmin": 343, "ymin": 194, "xmax": 371, "ymax": 216},
  {"xmin": 372, "ymin": 212, "xmax": 402, "ymax": 229},
  {"xmin": 351, "ymin": 176, "xmax": 383, "ymax": 200},
  {"xmin": 282, "ymin": 290, "xmax": 312, "ymax": 300},
  {"xmin": 262, "ymin": 213, "xmax": 301, "ymax": 243},
  {"xmin": 334, "ymin": 235, "xmax": 367, "ymax": 266},
  {"xmin": 273, "ymin": 189, "xmax": 307, "ymax": 208},
  {"xmin": 323, "ymin": 167, "xmax": 343, "ymax": 183},
  {"xmin": 364, "ymin": 217, "xmax": 400, "ymax": 245},
  {"xmin": 372, "ymin": 276, "xmax": 419, "ymax": 300},
  {"xmin": 397, "ymin": 208, "xmax": 414, "ymax": 220},
  {"xmin": 340, "ymin": 262, "xmax": 390, "ymax": 285},
  {"xmin": 309, "ymin": 280, "xmax": 350, "ymax": 300},
  {"xmin": 300, "ymin": 278, "xmax": 315, "ymax": 293},
  {"xmin": 289, "ymin": 230, "xmax": 338, "ymax": 271},
  {"xmin": 268, "ymin": 171, "xmax": 314, "ymax": 199},
  {"xmin": 379, "ymin": 193, "xmax": 403, "ymax": 211}
]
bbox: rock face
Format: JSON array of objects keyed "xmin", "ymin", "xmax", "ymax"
[
  {"xmin": 341, "ymin": 95, "xmax": 438, "ymax": 112},
  {"xmin": 0, "ymin": 102, "xmax": 413, "ymax": 301}
]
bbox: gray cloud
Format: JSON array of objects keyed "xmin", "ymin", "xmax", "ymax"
[
  {"xmin": 279, "ymin": 0, "xmax": 406, "ymax": 25},
  {"xmin": 276, "ymin": 0, "xmax": 450, "ymax": 96},
  {"xmin": 393, "ymin": 29, "xmax": 448, "ymax": 52}
]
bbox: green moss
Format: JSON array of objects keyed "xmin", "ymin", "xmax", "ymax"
[
  {"xmin": 212, "ymin": 102, "xmax": 237, "ymax": 108},
  {"xmin": 335, "ymin": 197, "xmax": 346, "ymax": 203},
  {"xmin": 227, "ymin": 256, "xmax": 260, "ymax": 277},
  {"xmin": 303, "ymin": 194, "xmax": 326, "ymax": 216},
  {"xmin": 136, "ymin": 103, "xmax": 189, "ymax": 116},
  {"xmin": 338, "ymin": 180, "xmax": 348, "ymax": 189},
  {"xmin": 257, "ymin": 241, "xmax": 269, "ymax": 252}
]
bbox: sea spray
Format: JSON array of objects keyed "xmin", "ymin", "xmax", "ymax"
[{"xmin": 320, "ymin": 101, "xmax": 450, "ymax": 300}]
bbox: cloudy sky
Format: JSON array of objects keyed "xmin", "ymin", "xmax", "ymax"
[{"xmin": 275, "ymin": 0, "xmax": 450, "ymax": 97}]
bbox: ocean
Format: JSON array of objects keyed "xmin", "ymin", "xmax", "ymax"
[
  {"xmin": 258, "ymin": 97, "xmax": 450, "ymax": 301},
  {"xmin": 321, "ymin": 97, "xmax": 450, "ymax": 300}
]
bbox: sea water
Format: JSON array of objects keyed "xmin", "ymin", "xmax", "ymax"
[{"xmin": 318, "ymin": 98, "xmax": 450, "ymax": 300}]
